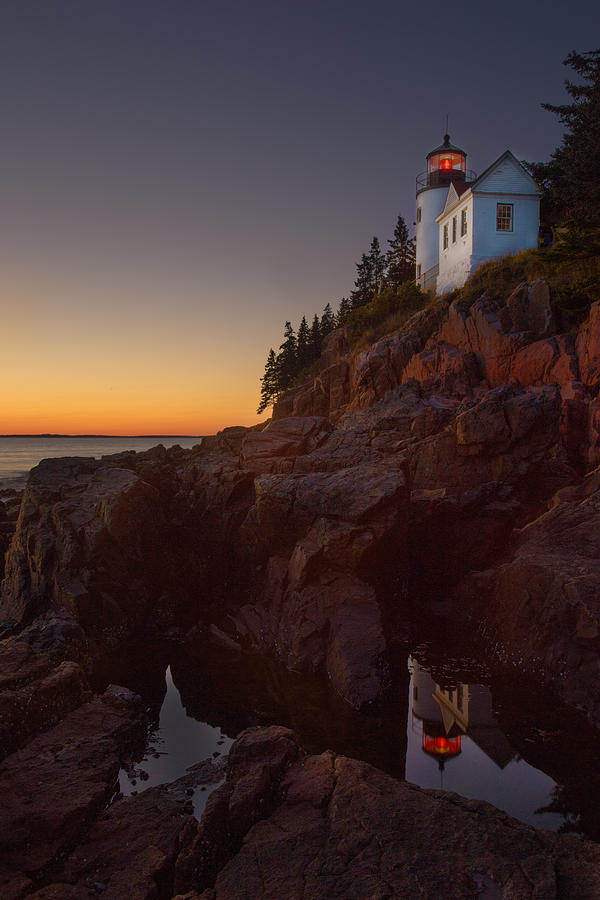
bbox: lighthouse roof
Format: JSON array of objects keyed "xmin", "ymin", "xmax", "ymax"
[{"xmin": 426, "ymin": 134, "xmax": 466, "ymax": 159}]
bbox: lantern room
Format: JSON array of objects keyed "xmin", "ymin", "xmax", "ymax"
[
  {"xmin": 422, "ymin": 732, "xmax": 462, "ymax": 760},
  {"xmin": 421, "ymin": 134, "xmax": 468, "ymax": 189}
]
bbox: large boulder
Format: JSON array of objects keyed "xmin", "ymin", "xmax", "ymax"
[
  {"xmin": 501, "ymin": 279, "xmax": 556, "ymax": 337},
  {"xmin": 0, "ymin": 685, "xmax": 144, "ymax": 894},
  {"xmin": 27, "ymin": 759, "xmax": 223, "ymax": 900},
  {"xmin": 228, "ymin": 464, "xmax": 408, "ymax": 706},
  {"xmin": 240, "ymin": 416, "xmax": 331, "ymax": 472},
  {"xmin": 349, "ymin": 330, "xmax": 421, "ymax": 409},
  {"xmin": 176, "ymin": 726, "xmax": 600, "ymax": 899},
  {"xmin": 465, "ymin": 467, "xmax": 600, "ymax": 725},
  {"xmin": 402, "ymin": 341, "xmax": 481, "ymax": 396},
  {"xmin": 1, "ymin": 459, "xmax": 167, "ymax": 633},
  {"xmin": 509, "ymin": 333, "xmax": 579, "ymax": 387},
  {"xmin": 0, "ymin": 449, "xmax": 219, "ymax": 637},
  {"xmin": 576, "ymin": 299, "xmax": 600, "ymax": 388},
  {"xmin": 240, "ymin": 464, "xmax": 407, "ymax": 562},
  {"xmin": 410, "ymin": 386, "xmax": 566, "ymax": 493}
]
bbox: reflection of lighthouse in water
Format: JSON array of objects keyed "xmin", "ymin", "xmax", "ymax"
[
  {"xmin": 410, "ymin": 657, "xmax": 516, "ymax": 787},
  {"xmin": 407, "ymin": 658, "xmax": 567, "ymax": 830}
]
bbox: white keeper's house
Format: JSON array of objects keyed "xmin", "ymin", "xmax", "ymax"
[{"xmin": 415, "ymin": 135, "xmax": 541, "ymax": 295}]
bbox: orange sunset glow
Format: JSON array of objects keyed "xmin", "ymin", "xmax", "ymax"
[
  {"xmin": 3, "ymin": 269, "xmax": 272, "ymax": 435},
  {"xmin": 0, "ymin": 3, "xmax": 580, "ymax": 437}
]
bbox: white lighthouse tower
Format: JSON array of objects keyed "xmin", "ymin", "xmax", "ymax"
[{"xmin": 415, "ymin": 135, "xmax": 473, "ymax": 292}]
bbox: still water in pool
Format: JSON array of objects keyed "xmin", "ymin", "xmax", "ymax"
[
  {"xmin": 94, "ymin": 638, "xmax": 599, "ymax": 836},
  {"xmin": 118, "ymin": 666, "xmax": 232, "ymax": 818}
]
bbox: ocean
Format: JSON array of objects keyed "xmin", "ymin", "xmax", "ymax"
[{"xmin": 0, "ymin": 435, "xmax": 204, "ymax": 490}]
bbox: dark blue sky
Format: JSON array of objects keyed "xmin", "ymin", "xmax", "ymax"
[{"xmin": 2, "ymin": 1, "xmax": 599, "ymax": 432}]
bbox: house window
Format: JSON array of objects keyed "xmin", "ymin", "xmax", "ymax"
[
  {"xmin": 417, "ymin": 207, "xmax": 422, "ymax": 223},
  {"xmin": 417, "ymin": 264, "xmax": 421, "ymax": 279},
  {"xmin": 496, "ymin": 203, "xmax": 513, "ymax": 232},
  {"xmin": 461, "ymin": 208, "xmax": 467, "ymax": 236},
  {"xmin": 443, "ymin": 224, "xmax": 448, "ymax": 249},
  {"xmin": 452, "ymin": 216, "xmax": 457, "ymax": 243}
]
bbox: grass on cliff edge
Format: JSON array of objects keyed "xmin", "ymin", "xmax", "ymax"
[
  {"xmin": 349, "ymin": 236, "xmax": 600, "ymax": 355},
  {"xmin": 294, "ymin": 235, "xmax": 600, "ymax": 384},
  {"xmin": 451, "ymin": 232, "xmax": 600, "ymax": 327},
  {"xmin": 345, "ymin": 282, "xmax": 432, "ymax": 351}
]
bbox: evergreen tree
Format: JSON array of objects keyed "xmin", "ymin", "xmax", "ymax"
[
  {"xmin": 257, "ymin": 348, "xmax": 279, "ymax": 414},
  {"xmin": 385, "ymin": 215, "xmax": 416, "ymax": 289},
  {"xmin": 350, "ymin": 237, "xmax": 385, "ymax": 309},
  {"xmin": 368, "ymin": 236, "xmax": 386, "ymax": 295},
  {"xmin": 320, "ymin": 302, "xmax": 335, "ymax": 336},
  {"xmin": 296, "ymin": 315, "xmax": 310, "ymax": 369},
  {"xmin": 336, "ymin": 296, "xmax": 351, "ymax": 326},
  {"xmin": 276, "ymin": 321, "xmax": 297, "ymax": 390},
  {"xmin": 350, "ymin": 252, "xmax": 374, "ymax": 309},
  {"xmin": 309, "ymin": 314, "xmax": 321, "ymax": 359},
  {"xmin": 528, "ymin": 49, "xmax": 600, "ymax": 229}
]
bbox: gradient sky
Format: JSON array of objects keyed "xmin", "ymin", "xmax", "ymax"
[{"xmin": 2, "ymin": 1, "xmax": 599, "ymax": 434}]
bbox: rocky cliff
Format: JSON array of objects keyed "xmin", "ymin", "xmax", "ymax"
[
  {"xmin": 2, "ymin": 276, "xmax": 600, "ymax": 896},
  {"xmin": 4, "ymin": 279, "xmax": 600, "ymax": 717}
]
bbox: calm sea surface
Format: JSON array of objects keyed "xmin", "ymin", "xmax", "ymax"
[{"xmin": 0, "ymin": 436, "xmax": 204, "ymax": 490}]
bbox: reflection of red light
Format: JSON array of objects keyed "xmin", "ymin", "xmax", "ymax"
[
  {"xmin": 441, "ymin": 158, "xmax": 452, "ymax": 170},
  {"xmin": 422, "ymin": 734, "xmax": 461, "ymax": 756}
]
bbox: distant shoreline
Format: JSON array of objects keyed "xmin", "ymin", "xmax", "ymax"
[{"xmin": 0, "ymin": 434, "xmax": 206, "ymax": 439}]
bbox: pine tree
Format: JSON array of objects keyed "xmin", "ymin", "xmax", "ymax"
[
  {"xmin": 296, "ymin": 315, "xmax": 310, "ymax": 369},
  {"xmin": 528, "ymin": 49, "xmax": 600, "ymax": 230},
  {"xmin": 336, "ymin": 296, "xmax": 351, "ymax": 326},
  {"xmin": 309, "ymin": 314, "xmax": 321, "ymax": 360},
  {"xmin": 350, "ymin": 253, "xmax": 374, "ymax": 309},
  {"xmin": 385, "ymin": 215, "xmax": 416, "ymax": 289},
  {"xmin": 350, "ymin": 237, "xmax": 385, "ymax": 309},
  {"xmin": 320, "ymin": 302, "xmax": 335, "ymax": 336},
  {"xmin": 276, "ymin": 321, "xmax": 298, "ymax": 390},
  {"xmin": 257, "ymin": 348, "xmax": 279, "ymax": 414},
  {"xmin": 368, "ymin": 236, "xmax": 386, "ymax": 295}
]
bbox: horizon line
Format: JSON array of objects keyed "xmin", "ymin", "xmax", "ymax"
[{"xmin": 0, "ymin": 433, "xmax": 208, "ymax": 439}]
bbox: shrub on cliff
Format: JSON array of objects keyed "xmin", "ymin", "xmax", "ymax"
[
  {"xmin": 453, "ymin": 246, "xmax": 600, "ymax": 328},
  {"xmin": 346, "ymin": 281, "xmax": 424, "ymax": 334}
]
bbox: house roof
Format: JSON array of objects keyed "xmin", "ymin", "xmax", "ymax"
[
  {"xmin": 469, "ymin": 149, "xmax": 540, "ymax": 194},
  {"xmin": 435, "ymin": 150, "xmax": 540, "ymax": 222},
  {"xmin": 439, "ymin": 180, "xmax": 472, "ymax": 217}
]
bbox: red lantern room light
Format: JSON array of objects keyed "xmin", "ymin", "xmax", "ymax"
[
  {"xmin": 417, "ymin": 135, "xmax": 470, "ymax": 191},
  {"xmin": 422, "ymin": 733, "xmax": 462, "ymax": 757}
]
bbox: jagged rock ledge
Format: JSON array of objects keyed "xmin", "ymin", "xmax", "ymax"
[{"xmin": 7, "ymin": 725, "xmax": 599, "ymax": 899}]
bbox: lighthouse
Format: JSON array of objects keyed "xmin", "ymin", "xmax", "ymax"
[{"xmin": 415, "ymin": 134, "xmax": 472, "ymax": 292}]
